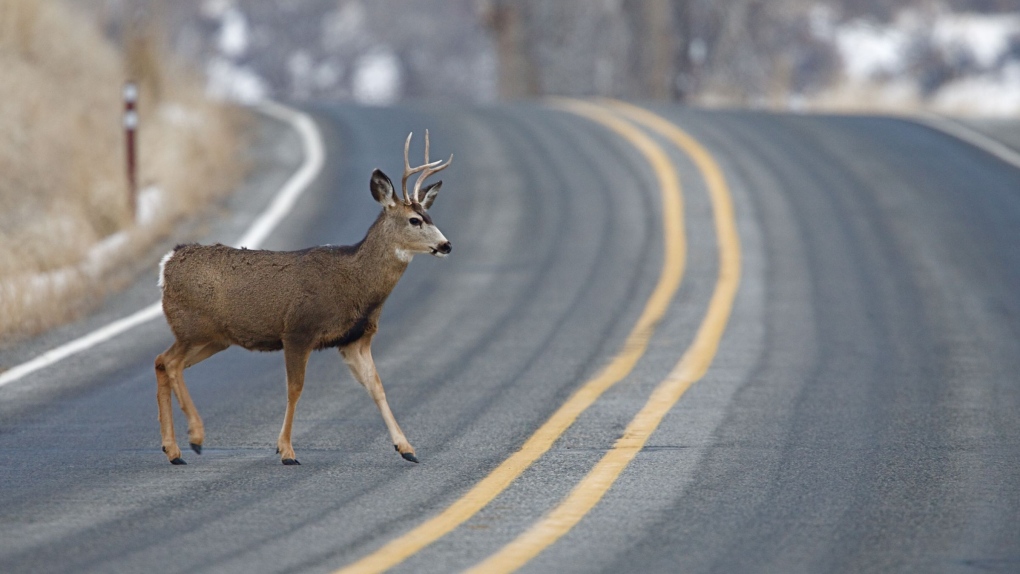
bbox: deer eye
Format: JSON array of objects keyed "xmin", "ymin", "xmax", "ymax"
[{"xmin": 409, "ymin": 217, "xmax": 423, "ymax": 227}]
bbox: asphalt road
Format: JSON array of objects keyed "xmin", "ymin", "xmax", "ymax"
[{"xmin": 1, "ymin": 101, "xmax": 1017, "ymax": 574}]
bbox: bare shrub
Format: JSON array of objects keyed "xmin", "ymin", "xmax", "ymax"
[{"xmin": 0, "ymin": 0, "xmax": 247, "ymax": 344}]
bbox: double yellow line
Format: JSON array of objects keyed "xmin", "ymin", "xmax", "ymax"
[{"xmin": 337, "ymin": 100, "xmax": 740, "ymax": 574}]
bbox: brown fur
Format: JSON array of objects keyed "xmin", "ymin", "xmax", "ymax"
[{"xmin": 154, "ymin": 166, "xmax": 450, "ymax": 465}]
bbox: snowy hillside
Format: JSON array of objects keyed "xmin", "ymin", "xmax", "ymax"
[
  {"xmin": 815, "ymin": 7, "xmax": 1020, "ymax": 114},
  {"xmin": 170, "ymin": 0, "xmax": 493, "ymax": 106},
  {"xmin": 109, "ymin": 0, "xmax": 1020, "ymax": 116}
]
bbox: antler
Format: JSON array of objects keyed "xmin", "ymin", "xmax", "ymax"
[{"xmin": 402, "ymin": 130, "xmax": 453, "ymax": 204}]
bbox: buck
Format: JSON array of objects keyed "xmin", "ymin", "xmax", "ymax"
[{"xmin": 154, "ymin": 131, "xmax": 452, "ymax": 465}]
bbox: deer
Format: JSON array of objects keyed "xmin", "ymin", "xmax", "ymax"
[{"xmin": 154, "ymin": 131, "xmax": 452, "ymax": 465}]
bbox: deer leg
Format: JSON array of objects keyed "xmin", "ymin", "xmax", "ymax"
[
  {"xmin": 155, "ymin": 341, "xmax": 189, "ymax": 464},
  {"xmin": 277, "ymin": 343, "xmax": 311, "ymax": 465},
  {"xmin": 340, "ymin": 338, "xmax": 418, "ymax": 463},
  {"xmin": 172, "ymin": 341, "xmax": 228, "ymax": 454}
]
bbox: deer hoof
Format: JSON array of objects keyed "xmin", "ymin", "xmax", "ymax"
[
  {"xmin": 190, "ymin": 443, "xmax": 202, "ymax": 455},
  {"xmin": 282, "ymin": 458, "xmax": 300, "ymax": 466},
  {"xmin": 169, "ymin": 457, "xmax": 187, "ymax": 465},
  {"xmin": 401, "ymin": 452, "xmax": 419, "ymax": 464}
]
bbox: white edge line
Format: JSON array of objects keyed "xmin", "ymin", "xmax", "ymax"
[
  {"xmin": 235, "ymin": 101, "xmax": 326, "ymax": 250},
  {"xmin": 912, "ymin": 112, "xmax": 1020, "ymax": 171},
  {"xmin": 0, "ymin": 304, "xmax": 164, "ymax": 387},
  {"xmin": 0, "ymin": 101, "xmax": 325, "ymax": 388}
]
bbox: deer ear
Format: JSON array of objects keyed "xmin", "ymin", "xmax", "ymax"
[
  {"xmin": 420, "ymin": 181, "xmax": 442, "ymax": 210},
  {"xmin": 370, "ymin": 169, "xmax": 398, "ymax": 207}
]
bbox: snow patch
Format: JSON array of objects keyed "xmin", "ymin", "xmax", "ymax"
[
  {"xmin": 206, "ymin": 56, "xmax": 267, "ymax": 103},
  {"xmin": 352, "ymin": 49, "xmax": 402, "ymax": 106},
  {"xmin": 217, "ymin": 7, "xmax": 249, "ymax": 59},
  {"xmin": 835, "ymin": 19, "xmax": 910, "ymax": 80},
  {"xmin": 823, "ymin": 9, "xmax": 1020, "ymax": 115},
  {"xmin": 136, "ymin": 185, "xmax": 163, "ymax": 225},
  {"xmin": 202, "ymin": 4, "xmax": 267, "ymax": 103},
  {"xmin": 2, "ymin": 185, "xmax": 170, "ymax": 311},
  {"xmin": 932, "ymin": 13, "xmax": 1020, "ymax": 69},
  {"xmin": 933, "ymin": 63, "xmax": 1020, "ymax": 115}
]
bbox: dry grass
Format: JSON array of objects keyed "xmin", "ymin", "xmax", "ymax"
[{"xmin": 0, "ymin": 0, "xmax": 247, "ymax": 344}]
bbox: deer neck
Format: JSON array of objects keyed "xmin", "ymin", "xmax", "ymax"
[{"xmin": 353, "ymin": 215, "xmax": 411, "ymax": 278}]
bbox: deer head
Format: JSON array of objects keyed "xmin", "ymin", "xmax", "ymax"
[{"xmin": 369, "ymin": 130, "xmax": 453, "ymax": 261}]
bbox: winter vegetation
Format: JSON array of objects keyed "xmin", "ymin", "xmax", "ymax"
[
  {"xmin": 3, "ymin": 0, "xmax": 1017, "ymax": 343},
  {"xmin": 154, "ymin": 0, "xmax": 1020, "ymax": 116},
  {"xmin": 0, "ymin": 0, "xmax": 245, "ymax": 343}
]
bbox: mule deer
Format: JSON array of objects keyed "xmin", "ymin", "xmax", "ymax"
[{"xmin": 154, "ymin": 131, "xmax": 452, "ymax": 465}]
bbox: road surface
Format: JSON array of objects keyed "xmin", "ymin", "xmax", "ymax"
[{"xmin": 1, "ymin": 101, "xmax": 1017, "ymax": 573}]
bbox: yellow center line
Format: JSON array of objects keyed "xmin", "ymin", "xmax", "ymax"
[
  {"xmin": 464, "ymin": 101, "xmax": 741, "ymax": 574},
  {"xmin": 333, "ymin": 99, "xmax": 686, "ymax": 574}
]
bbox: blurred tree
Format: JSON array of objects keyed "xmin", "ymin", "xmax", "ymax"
[
  {"xmin": 72, "ymin": 0, "xmax": 1020, "ymax": 109},
  {"xmin": 480, "ymin": 0, "xmax": 692, "ymax": 100},
  {"xmin": 479, "ymin": 0, "xmax": 539, "ymax": 98},
  {"xmin": 477, "ymin": 0, "xmax": 840, "ymax": 104},
  {"xmin": 627, "ymin": 0, "xmax": 679, "ymax": 99}
]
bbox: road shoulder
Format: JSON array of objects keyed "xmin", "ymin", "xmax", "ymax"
[{"xmin": 0, "ymin": 105, "xmax": 305, "ymax": 401}]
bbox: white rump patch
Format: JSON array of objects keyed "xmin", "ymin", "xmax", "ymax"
[{"xmin": 157, "ymin": 249, "xmax": 176, "ymax": 289}]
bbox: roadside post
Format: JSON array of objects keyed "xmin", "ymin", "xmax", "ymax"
[{"xmin": 124, "ymin": 81, "xmax": 139, "ymax": 220}]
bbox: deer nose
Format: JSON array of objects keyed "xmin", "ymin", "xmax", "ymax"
[{"xmin": 438, "ymin": 241, "xmax": 452, "ymax": 255}]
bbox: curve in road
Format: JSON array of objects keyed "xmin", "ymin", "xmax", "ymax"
[{"xmin": 1, "ymin": 100, "xmax": 1018, "ymax": 574}]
